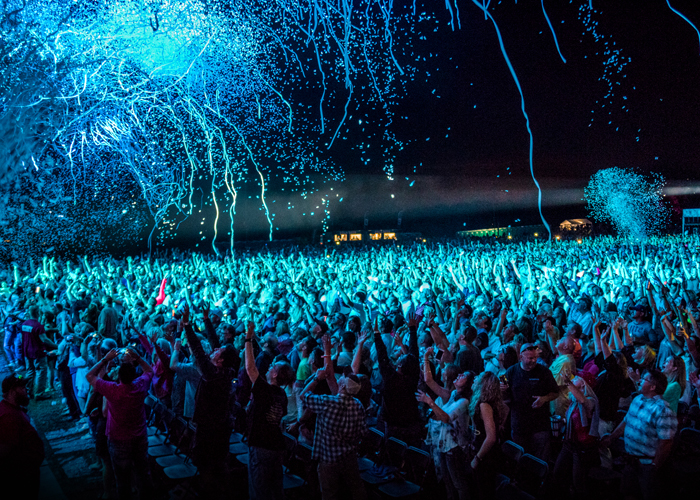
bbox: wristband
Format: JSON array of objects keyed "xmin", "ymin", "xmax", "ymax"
[{"xmin": 244, "ymin": 338, "xmax": 253, "ymax": 343}]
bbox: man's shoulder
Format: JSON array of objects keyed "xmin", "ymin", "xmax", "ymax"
[{"xmin": 0, "ymin": 400, "xmax": 24, "ymax": 421}]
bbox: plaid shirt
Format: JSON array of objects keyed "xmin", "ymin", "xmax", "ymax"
[
  {"xmin": 303, "ymin": 392, "xmax": 367, "ymax": 463},
  {"xmin": 623, "ymin": 394, "xmax": 677, "ymax": 459}
]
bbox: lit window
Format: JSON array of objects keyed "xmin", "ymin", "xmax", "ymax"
[
  {"xmin": 383, "ymin": 232, "xmax": 396, "ymax": 240},
  {"xmin": 349, "ymin": 233, "xmax": 362, "ymax": 241},
  {"xmin": 370, "ymin": 233, "xmax": 382, "ymax": 240}
]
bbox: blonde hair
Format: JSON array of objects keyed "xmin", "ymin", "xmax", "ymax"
[{"xmin": 637, "ymin": 345, "xmax": 656, "ymax": 368}]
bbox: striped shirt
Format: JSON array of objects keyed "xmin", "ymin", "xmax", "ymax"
[
  {"xmin": 303, "ymin": 392, "xmax": 367, "ymax": 463},
  {"xmin": 623, "ymin": 394, "xmax": 677, "ymax": 459}
]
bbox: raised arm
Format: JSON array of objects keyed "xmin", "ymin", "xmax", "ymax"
[
  {"xmin": 373, "ymin": 317, "xmax": 395, "ymax": 381},
  {"xmin": 321, "ymin": 334, "xmax": 338, "ymax": 395},
  {"xmin": 407, "ymin": 312, "xmax": 419, "ymax": 358},
  {"xmin": 181, "ymin": 305, "xmax": 216, "ymax": 379},
  {"xmin": 422, "ymin": 347, "xmax": 451, "ymax": 401},
  {"xmin": 244, "ymin": 321, "xmax": 259, "ymax": 384},
  {"xmin": 351, "ymin": 331, "xmax": 369, "ymax": 375},
  {"xmin": 170, "ymin": 339, "xmax": 183, "ymax": 371},
  {"xmin": 201, "ymin": 302, "xmax": 221, "ymax": 349}
]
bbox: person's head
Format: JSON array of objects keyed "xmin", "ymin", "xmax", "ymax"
[
  {"xmin": 100, "ymin": 338, "xmax": 118, "ymax": 358},
  {"xmin": 396, "ymin": 353, "xmax": 420, "ymax": 383},
  {"xmin": 329, "ymin": 312, "xmax": 346, "ymax": 329},
  {"xmin": 565, "ymin": 322, "xmax": 583, "ymax": 339},
  {"xmin": 536, "ymin": 340, "xmax": 554, "ymax": 365},
  {"xmin": 337, "ymin": 373, "xmax": 362, "ymax": 396},
  {"xmin": 347, "ymin": 316, "xmax": 362, "ymax": 333},
  {"xmin": 629, "ymin": 304, "xmax": 648, "ymax": 322},
  {"xmin": 556, "ymin": 335, "xmax": 575, "ymax": 355},
  {"xmin": 515, "ymin": 316, "xmax": 533, "ymax": 341},
  {"xmin": 469, "ymin": 371, "xmax": 506, "ymax": 418},
  {"xmin": 662, "ymin": 354, "xmax": 686, "ymax": 393},
  {"xmin": 341, "ymin": 331, "xmax": 356, "ymax": 352},
  {"xmin": 501, "ymin": 321, "xmax": 519, "ymax": 344},
  {"xmin": 210, "ymin": 345, "xmax": 240, "ymax": 371},
  {"xmin": 309, "ymin": 347, "xmax": 325, "ymax": 371},
  {"xmin": 459, "ymin": 325, "xmax": 478, "ymax": 346},
  {"xmin": 537, "ymin": 303, "xmax": 553, "ymax": 319},
  {"xmin": 519, "ymin": 343, "xmax": 539, "ymax": 371},
  {"xmin": 297, "ymin": 335, "xmax": 318, "ymax": 358},
  {"xmin": 441, "ymin": 363, "xmax": 461, "ymax": 391},
  {"xmin": 490, "ymin": 299, "xmax": 502, "ymax": 317},
  {"xmin": 118, "ymin": 362, "xmax": 138, "ymax": 385},
  {"xmin": 454, "ymin": 370, "xmax": 475, "ymax": 401},
  {"xmin": 633, "ymin": 345, "xmax": 656, "ymax": 367},
  {"xmin": 577, "ymin": 296, "xmax": 593, "ymax": 314},
  {"xmin": 553, "ymin": 306, "xmax": 567, "ymax": 327},
  {"xmin": 274, "ymin": 319, "xmax": 290, "ymax": 337},
  {"xmin": 262, "ymin": 333, "xmax": 278, "ymax": 353},
  {"xmin": 499, "ymin": 344, "xmax": 519, "ymax": 369},
  {"xmin": 28, "ymin": 304, "xmax": 40, "ymax": 320},
  {"xmin": 266, "ymin": 361, "xmax": 295, "ymax": 387},
  {"xmin": 473, "ymin": 313, "xmax": 492, "ymax": 332},
  {"xmin": 640, "ymin": 369, "xmax": 668, "ymax": 398},
  {"xmin": 2, "ymin": 374, "xmax": 30, "ymax": 407}
]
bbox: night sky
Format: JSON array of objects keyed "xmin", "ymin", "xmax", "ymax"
[{"xmin": 174, "ymin": 0, "xmax": 700, "ymax": 243}]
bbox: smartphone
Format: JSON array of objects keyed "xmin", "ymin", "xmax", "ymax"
[
  {"xmin": 35, "ymin": 287, "xmax": 40, "ymax": 294},
  {"xmin": 436, "ymin": 350, "xmax": 444, "ymax": 361}
]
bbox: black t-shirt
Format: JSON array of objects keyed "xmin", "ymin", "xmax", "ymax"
[
  {"xmin": 505, "ymin": 363, "xmax": 559, "ymax": 434},
  {"xmin": 593, "ymin": 353, "xmax": 635, "ymax": 422},
  {"xmin": 248, "ymin": 378, "xmax": 287, "ymax": 450},
  {"xmin": 70, "ymin": 299, "xmax": 90, "ymax": 325}
]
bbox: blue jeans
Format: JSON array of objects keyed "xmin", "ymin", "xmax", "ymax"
[
  {"xmin": 248, "ymin": 446, "xmax": 284, "ymax": 500},
  {"xmin": 3, "ymin": 325, "xmax": 20, "ymax": 365},
  {"xmin": 440, "ymin": 446, "xmax": 473, "ymax": 500},
  {"xmin": 108, "ymin": 435, "xmax": 152, "ymax": 500},
  {"xmin": 26, "ymin": 356, "xmax": 47, "ymax": 398},
  {"xmin": 318, "ymin": 453, "xmax": 367, "ymax": 500},
  {"xmin": 512, "ymin": 429, "xmax": 551, "ymax": 462}
]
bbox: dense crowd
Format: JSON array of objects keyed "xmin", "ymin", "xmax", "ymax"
[{"xmin": 1, "ymin": 235, "xmax": 700, "ymax": 500}]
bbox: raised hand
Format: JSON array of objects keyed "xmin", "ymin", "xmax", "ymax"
[
  {"xmin": 246, "ymin": 321, "xmax": 256, "ymax": 340},
  {"xmin": 321, "ymin": 334, "xmax": 332, "ymax": 353},
  {"xmin": 415, "ymin": 390, "xmax": 433, "ymax": 405},
  {"xmin": 104, "ymin": 348, "xmax": 119, "ymax": 361},
  {"xmin": 407, "ymin": 311, "xmax": 418, "ymax": 329}
]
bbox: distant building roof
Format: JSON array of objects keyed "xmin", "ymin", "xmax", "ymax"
[{"xmin": 560, "ymin": 219, "xmax": 592, "ymax": 226}]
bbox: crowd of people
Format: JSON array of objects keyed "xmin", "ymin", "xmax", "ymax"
[{"xmin": 1, "ymin": 234, "xmax": 699, "ymax": 499}]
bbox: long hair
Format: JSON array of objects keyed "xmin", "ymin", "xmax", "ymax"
[
  {"xmin": 637, "ymin": 345, "xmax": 656, "ymax": 368},
  {"xmin": 470, "ymin": 372, "xmax": 508, "ymax": 427},
  {"xmin": 666, "ymin": 355, "xmax": 687, "ymax": 394},
  {"xmin": 455, "ymin": 370, "xmax": 476, "ymax": 402}
]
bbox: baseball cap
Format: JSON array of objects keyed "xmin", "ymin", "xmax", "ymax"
[
  {"xmin": 520, "ymin": 343, "xmax": 539, "ymax": 354},
  {"xmin": 2, "ymin": 374, "xmax": 28, "ymax": 394},
  {"xmin": 629, "ymin": 304, "xmax": 650, "ymax": 314}
]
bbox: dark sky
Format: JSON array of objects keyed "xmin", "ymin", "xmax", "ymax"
[{"xmin": 172, "ymin": 0, "xmax": 700, "ymax": 245}]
